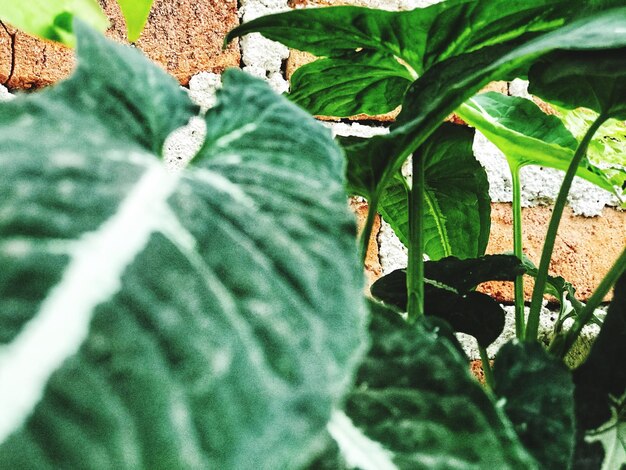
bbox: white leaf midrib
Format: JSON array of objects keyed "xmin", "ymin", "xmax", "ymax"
[{"xmin": 0, "ymin": 161, "xmax": 180, "ymax": 444}]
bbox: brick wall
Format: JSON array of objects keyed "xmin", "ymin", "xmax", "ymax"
[{"xmin": 1, "ymin": 0, "xmax": 623, "ymax": 361}]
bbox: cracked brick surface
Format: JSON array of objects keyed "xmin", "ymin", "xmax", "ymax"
[
  {"xmin": 0, "ymin": 22, "xmax": 13, "ymax": 85},
  {"xmin": 0, "ymin": 0, "xmax": 240, "ymax": 89}
]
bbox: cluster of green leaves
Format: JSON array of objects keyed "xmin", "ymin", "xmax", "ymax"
[
  {"xmin": 228, "ymin": 1, "xmax": 626, "ymax": 468},
  {"xmin": 0, "ymin": 0, "xmax": 154, "ymax": 44}
]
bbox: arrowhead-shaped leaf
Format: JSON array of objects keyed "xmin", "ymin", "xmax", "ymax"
[
  {"xmin": 350, "ymin": 7, "xmax": 626, "ymax": 209},
  {"xmin": 493, "ymin": 341, "xmax": 575, "ymax": 468},
  {"xmin": 370, "ymin": 255, "xmax": 524, "ymax": 347},
  {"xmin": 227, "ymin": 1, "xmax": 582, "ymax": 118},
  {"xmin": 0, "ymin": 23, "xmax": 367, "ymax": 469}
]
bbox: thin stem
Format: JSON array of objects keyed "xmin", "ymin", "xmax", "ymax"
[
  {"xmin": 510, "ymin": 166, "xmax": 526, "ymax": 340},
  {"xmin": 359, "ymin": 197, "xmax": 379, "ymax": 266},
  {"xmin": 478, "ymin": 345, "xmax": 495, "ymax": 391},
  {"xmin": 525, "ymin": 115, "xmax": 608, "ymax": 341},
  {"xmin": 551, "ymin": 246, "xmax": 626, "ymax": 358},
  {"xmin": 407, "ymin": 152, "xmax": 425, "ymax": 323}
]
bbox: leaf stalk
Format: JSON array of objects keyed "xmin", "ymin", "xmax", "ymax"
[
  {"xmin": 407, "ymin": 152, "xmax": 426, "ymax": 322},
  {"xmin": 550, "ymin": 246, "xmax": 626, "ymax": 358},
  {"xmin": 510, "ymin": 166, "xmax": 526, "ymax": 340},
  {"xmin": 525, "ymin": 114, "xmax": 607, "ymax": 341}
]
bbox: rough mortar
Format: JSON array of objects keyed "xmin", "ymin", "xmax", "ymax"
[
  {"xmin": 239, "ymin": 0, "xmax": 290, "ymax": 94},
  {"xmin": 0, "ymin": 84, "xmax": 13, "ymax": 101}
]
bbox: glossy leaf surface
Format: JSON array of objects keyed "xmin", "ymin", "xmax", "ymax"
[
  {"xmin": 289, "ymin": 50, "xmax": 413, "ymax": 118},
  {"xmin": 0, "ymin": 23, "xmax": 367, "ymax": 469},
  {"xmin": 349, "ymin": 8, "xmax": 626, "ymax": 209},
  {"xmin": 529, "ymin": 48, "xmax": 626, "ymax": 119},
  {"xmin": 378, "ymin": 123, "xmax": 491, "ymax": 260},
  {"xmin": 227, "ymin": 1, "xmax": 579, "ymax": 118}
]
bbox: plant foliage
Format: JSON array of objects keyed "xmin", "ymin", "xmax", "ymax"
[{"xmin": 0, "ymin": 23, "xmax": 367, "ymax": 469}]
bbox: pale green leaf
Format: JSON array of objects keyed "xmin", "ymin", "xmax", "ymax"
[
  {"xmin": 456, "ymin": 92, "xmax": 621, "ymax": 197},
  {"xmin": 115, "ymin": 0, "xmax": 153, "ymax": 42},
  {"xmin": 0, "ymin": 0, "xmax": 107, "ymax": 46},
  {"xmin": 0, "ymin": 22, "xmax": 367, "ymax": 469}
]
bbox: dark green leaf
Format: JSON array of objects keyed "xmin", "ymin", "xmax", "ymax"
[
  {"xmin": 378, "ymin": 123, "xmax": 491, "ymax": 260},
  {"xmin": 227, "ymin": 1, "xmax": 579, "ymax": 76},
  {"xmin": 493, "ymin": 341, "xmax": 575, "ymax": 468},
  {"xmin": 289, "ymin": 50, "xmax": 413, "ymax": 117},
  {"xmin": 325, "ymin": 301, "xmax": 537, "ymax": 469},
  {"xmin": 226, "ymin": 5, "xmax": 442, "ymax": 75},
  {"xmin": 370, "ymin": 263, "xmax": 510, "ymax": 348},
  {"xmin": 0, "ymin": 23, "xmax": 367, "ymax": 469},
  {"xmin": 424, "ymin": 254, "xmax": 527, "ymax": 292},
  {"xmin": 573, "ymin": 272, "xmax": 626, "ymax": 469},
  {"xmin": 227, "ymin": 1, "xmax": 581, "ymax": 123},
  {"xmin": 529, "ymin": 48, "xmax": 626, "ymax": 119},
  {"xmin": 371, "ymin": 255, "xmax": 525, "ymax": 346},
  {"xmin": 355, "ymin": 8, "xmax": 626, "ymax": 209}
]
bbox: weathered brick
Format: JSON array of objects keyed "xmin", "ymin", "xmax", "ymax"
[
  {"xmin": 479, "ymin": 203, "xmax": 626, "ymax": 302},
  {"xmin": 0, "ymin": 0, "xmax": 240, "ymax": 89},
  {"xmin": 131, "ymin": 0, "xmax": 240, "ymax": 85},
  {"xmin": 0, "ymin": 22, "xmax": 11, "ymax": 85},
  {"xmin": 351, "ymin": 199, "xmax": 382, "ymax": 288}
]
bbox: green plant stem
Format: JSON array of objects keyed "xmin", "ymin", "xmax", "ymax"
[
  {"xmin": 478, "ymin": 345, "xmax": 495, "ymax": 391},
  {"xmin": 359, "ymin": 196, "xmax": 379, "ymax": 266},
  {"xmin": 525, "ymin": 114, "xmax": 607, "ymax": 341},
  {"xmin": 407, "ymin": 152, "xmax": 425, "ymax": 323},
  {"xmin": 510, "ymin": 166, "xmax": 525, "ymax": 340},
  {"xmin": 550, "ymin": 246, "xmax": 626, "ymax": 358}
]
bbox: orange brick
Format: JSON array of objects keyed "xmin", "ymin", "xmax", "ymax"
[{"xmin": 479, "ymin": 203, "xmax": 625, "ymax": 303}]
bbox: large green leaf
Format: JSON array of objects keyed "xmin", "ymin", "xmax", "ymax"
[
  {"xmin": 348, "ymin": 7, "xmax": 626, "ymax": 207},
  {"xmin": 115, "ymin": 0, "xmax": 154, "ymax": 42},
  {"xmin": 227, "ymin": 1, "xmax": 580, "ymax": 118},
  {"xmin": 0, "ymin": 0, "xmax": 107, "ymax": 46},
  {"xmin": 493, "ymin": 341, "xmax": 575, "ymax": 468},
  {"xmin": 323, "ymin": 301, "xmax": 537, "ymax": 469},
  {"xmin": 378, "ymin": 123, "xmax": 490, "ymax": 260},
  {"xmin": 289, "ymin": 50, "xmax": 413, "ymax": 118},
  {"xmin": 573, "ymin": 272, "xmax": 626, "ymax": 469},
  {"xmin": 529, "ymin": 48, "xmax": 626, "ymax": 119},
  {"xmin": 0, "ymin": 23, "xmax": 367, "ymax": 469}
]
